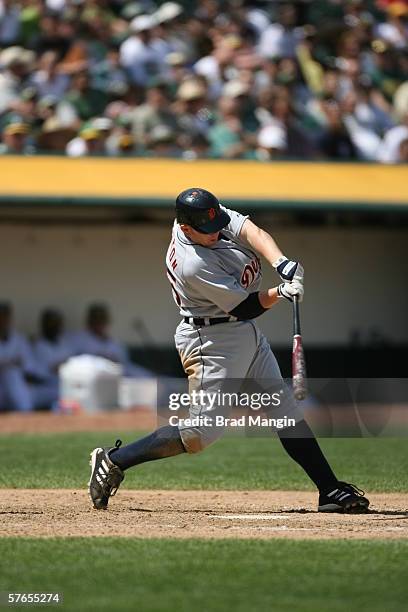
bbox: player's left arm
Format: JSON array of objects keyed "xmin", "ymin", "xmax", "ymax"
[
  {"xmin": 239, "ymin": 219, "xmax": 283, "ymax": 265},
  {"xmin": 239, "ymin": 218, "xmax": 304, "ymax": 283}
]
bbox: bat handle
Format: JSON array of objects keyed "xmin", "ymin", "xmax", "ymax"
[{"xmin": 293, "ymin": 295, "xmax": 301, "ymax": 336}]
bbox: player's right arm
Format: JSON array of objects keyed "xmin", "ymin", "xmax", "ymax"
[{"xmin": 258, "ymin": 282, "xmax": 304, "ymax": 308}]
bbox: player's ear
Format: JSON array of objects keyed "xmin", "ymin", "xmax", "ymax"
[{"xmin": 180, "ymin": 224, "xmax": 192, "ymax": 236}]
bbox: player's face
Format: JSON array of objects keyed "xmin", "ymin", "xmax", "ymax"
[{"xmin": 181, "ymin": 225, "xmax": 220, "ymax": 247}]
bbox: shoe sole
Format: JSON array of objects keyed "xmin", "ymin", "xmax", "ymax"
[
  {"xmin": 88, "ymin": 448, "xmax": 107, "ymax": 510},
  {"xmin": 318, "ymin": 501, "xmax": 369, "ymax": 514}
]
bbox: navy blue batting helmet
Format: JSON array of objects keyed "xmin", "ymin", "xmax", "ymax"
[{"xmin": 176, "ymin": 188, "xmax": 230, "ymax": 234}]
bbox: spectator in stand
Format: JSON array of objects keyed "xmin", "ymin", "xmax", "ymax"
[
  {"xmin": 32, "ymin": 10, "xmax": 77, "ymax": 59},
  {"xmin": 8, "ymin": 86, "xmax": 39, "ymax": 127},
  {"xmin": 130, "ymin": 80, "xmax": 178, "ymax": 146},
  {"xmin": 340, "ymin": 88, "xmax": 383, "ymax": 160},
  {"xmin": 62, "ymin": 69, "xmax": 108, "ymax": 122},
  {"xmin": 103, "ymin": 112, "xmax": 140, "ymax": 156},
  {"xmin": 0, "ymin": 0, "xmax": 21, "ymax": 47},
  {"xmin": 173, "ymin": 77, "xmax": 213, "ymax": 138},
  {"xmin": 374, "ymin": 0, "xmax": 408, "ymax": 49},
  {"xmin": 31, "ymin": 308, "xmax": 74, "ymax": 410},
  {"xmin": 119, "ymin": 14, "xmax": 164, "ymax": 86},
  {"xmin": 182, "ymin": 132, "xmax": 211, "ymax": 160},
  {"xmin": 319, "ymin": 98, "xmax": 358, "ymax": 160},
  {"xmin": 255, "ymin": 123, "xmax": 288, "ymax": 160},
  {"xmin": 194, "ymin": 33, "xmax": 239, "ymax": 98},
  {"xmin": 226, "ymin": 0, "xmax": 271, "ymax": 43},
  {"xmin": 378, "ymin": 80, "xmax": 408, "ymax": 162},
  {"xmin": 258, "ymin": 2, "xmax": 303, "ymax": 59},
  {"xmin": 146, "ymin": 123, "xmax": 181, "ymax": 157},
  {"xmin": 255, "ymin": 86, "xmax": 314, "ymax": 158},
  {"xmin": 208, "ymin": 93, "xmax": 253, "ymax": 159},
  {"xmin": 164, "ymin": 51, "xmax": 191, "ymax": 95},
  {"xmin": 398, "ymin": 136, "xmax": 408, "ymax": 162},
  {"xmin": 116, "ymin": 131, "xmax": 137, "ymax": 156},
  {"xmin": 0, "ymin": 46, "xmax": 35, "ymax": 114},
  {"xmin": 66, "ymin": 119, "xmax": 110, "ymax": 157},
  {"xmin": 90, "ymin": 45, "xmax": 129, "ymax": 98},
  {"xmin": 367, "ymin": 38, "xmax": 404, "ymax": 102},
  {"xmin": 0, "ymin": 302, "xmax": 37, "ymax": 412},
  {"xmin": 222, "ymin": 79, "xmax": 259, "ymax": 132},
  {"xmin": 36, "ymin": 116, "xmax": 76, "ymax": 152},
  {"xmin": 153, "ymin": 2, "xmax": 188, "ymax": 60},
  {"xmin": 71, "ymin": 303, "xmax": 152, "ymax": 378},
  {"xmin": 0, "ymin": 117, "xmax": 34, "ymax": 154},
  {"xmin": 28, "ymin": 50, "xmax": 70, "ymax": 100}
]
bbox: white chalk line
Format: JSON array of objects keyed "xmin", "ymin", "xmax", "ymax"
[
  {"xmin": 211, "ymin": 514, "xmax": 293, "ymax": 520},
  {"xmin": 209, "ymin": 514, "xmax": 408, "ymax": 533},
  {"xmin": 228, "ymin": 526, "xmax": 314, "ymax": 532}
]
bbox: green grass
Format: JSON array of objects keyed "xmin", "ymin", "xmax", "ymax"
[
  {"xmin": 0, "ymin": 432, "xmax": 406, "ymax": 491},
  {"xmin": 0, "ymin": 538, "xmax": 407, "ymax": 612}
]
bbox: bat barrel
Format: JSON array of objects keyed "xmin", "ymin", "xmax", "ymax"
[{"xmin": 292, "ymin": 296, "xmax": 307, "ymax": 401}]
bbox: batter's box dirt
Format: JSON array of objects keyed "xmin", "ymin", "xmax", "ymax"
[{"xmin": 1, "ymin": 490, "xmax": 407, "ymax": 540}]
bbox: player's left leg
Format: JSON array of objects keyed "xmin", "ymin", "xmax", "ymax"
[{"xmin": 247, "ymin": 331, "xmax": 370, "ymax": 513}]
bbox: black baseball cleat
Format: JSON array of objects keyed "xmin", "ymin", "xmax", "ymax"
[
  {"xmin": 318, "ymin": 482, "xmax": 370, "ymax": 513},
  {"xmin": 88, "ymin": 439, "xmax": 124, "ymax": 510}
]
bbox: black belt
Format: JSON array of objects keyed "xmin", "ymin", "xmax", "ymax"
[{"xmin": 184, "ymin": 316, "xmax": 232, "ymax": 327}]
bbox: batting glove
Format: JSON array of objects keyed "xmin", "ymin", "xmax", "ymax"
[
  {"xmin": 277, "ymin": 280, "xmax": 304, "ymax": 302},
  {"xmin": 273, "ymin": 255, "xmax": 304, "ymax": 283}
]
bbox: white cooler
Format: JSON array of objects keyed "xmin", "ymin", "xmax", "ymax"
[
  {"xmin": 59, "ymin": 355, "xmax": 123, "ymax": 413},
  {"xmin": 118, "ymin": 377, "xmax": 157, "ymax": 410}
]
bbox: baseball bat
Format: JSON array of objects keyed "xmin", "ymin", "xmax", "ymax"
[{"xmin": 292, "ymin": 295, "xmax": 307, "ymax": 401}]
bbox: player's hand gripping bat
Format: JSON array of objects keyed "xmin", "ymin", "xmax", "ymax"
[{"xmin": 292, "ymin": 295, "xmax": 307, "ymax": 401}]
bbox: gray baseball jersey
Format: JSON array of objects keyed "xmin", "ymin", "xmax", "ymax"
[
  {"xmin": 166, "ymin": 206, "xmax": 262, "ymax": 318},
  {"xmin": 165, "ymin": 206, "xmax": 301, "ymax": 454}
]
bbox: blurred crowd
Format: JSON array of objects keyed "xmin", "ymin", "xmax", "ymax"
[
  {"xmin": 0, "ymin": 0, "xmax": 407, "ymax": 162},
  {"xmin": 0, "ymin": 301, "xmax": 150, "ymax": 412}
]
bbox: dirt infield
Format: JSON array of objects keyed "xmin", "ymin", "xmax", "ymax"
[
  {"xmin": 0, "ymin": 410, "xmax": 156, "ymax": 433},
  {"xmin": 1, "ymin": 412, "xmax": 407, "ymax": 540},
  {"xmin": 1, "ymin": 489, "xmax": 407, "ymax": 540}
]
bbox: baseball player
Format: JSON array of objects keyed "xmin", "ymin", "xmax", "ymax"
[
  {"xmin": 71, "ymin": 304, "xmax": 152, "ymax": 378},
  {"xmin": 31, "ymin": 309, "xmax": 74, "ymax": 410},
  {"xmin": 0, "ymin": 302, "xmax": 37, "ymax": 412},
  {"xmin": 89, "ymin": 188, "xmax": 369, "ymax": 514}
]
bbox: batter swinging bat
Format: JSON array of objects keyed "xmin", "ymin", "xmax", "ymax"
[{"xmin": 292, "ymin": 295, "xmax": 307, "ymax": 401}]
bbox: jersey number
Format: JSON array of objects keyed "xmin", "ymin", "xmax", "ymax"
[{"xmin": 241, "ymin": 257, "xmax": 261, "ymax": 289}]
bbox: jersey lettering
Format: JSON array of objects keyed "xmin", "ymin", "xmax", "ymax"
[
  {"xmin": 168, "ymin": 240, "xmax": 178, "ymax": 271},
  {"xmin": 167, "ymin": 267, "xmax": 181, "ymax": 306}
]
